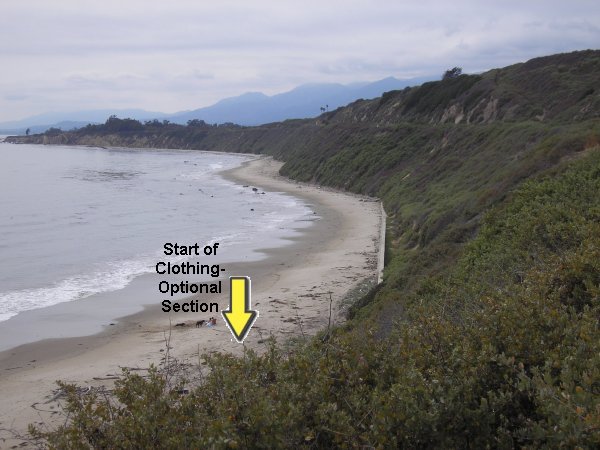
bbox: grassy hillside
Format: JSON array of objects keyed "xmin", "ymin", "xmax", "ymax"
[{"xmin": 10, "ymin": 50, "xmax": 600, "ymax": 446}]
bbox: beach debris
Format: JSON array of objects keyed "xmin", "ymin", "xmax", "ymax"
[{"xmin": 174, "ymin": 322, "xmax": 186, "ymax": 327}]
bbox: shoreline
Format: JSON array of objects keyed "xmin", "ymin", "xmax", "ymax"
[{"xmin": 0, "ymin": 156, "xmax": 382, "ymax": 445}]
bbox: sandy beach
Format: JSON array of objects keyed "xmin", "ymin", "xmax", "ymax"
[{"xmin": 0, "ymin": 156, "xmax": 382, "ymax": 446}]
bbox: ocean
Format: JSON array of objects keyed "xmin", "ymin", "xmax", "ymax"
[{"xmin": 0, "ymin": 143, "xmax": 312, "ymax": 326}]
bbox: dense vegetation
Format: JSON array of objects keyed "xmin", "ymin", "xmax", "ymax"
[{"xmin": 10, "ymin": 50, "xmax": 600, "ymax": 447}]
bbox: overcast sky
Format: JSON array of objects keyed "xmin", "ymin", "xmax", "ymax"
[{"xmin": 1, "ymin": 0, "xmax": 599, "ymax": 122}]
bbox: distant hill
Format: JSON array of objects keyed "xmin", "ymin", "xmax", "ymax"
[
  {"xmin": 0, "ymin": 77, "xmax": 433, "ymax": 135},
  {"xmin": 0, "ymin": 109, "xmax": 167, "ymax": 135},
  {"xmin": 0, "ymin": 120, "xmax": 97, "ymax": 136},
  {"xmin": 169, "ymin": 76, "xmax": 432, "ymax": 125}
]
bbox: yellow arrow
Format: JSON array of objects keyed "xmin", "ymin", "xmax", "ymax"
[{"xmin": 222, "ymin": 276, "xmax": 258, "ymax": 343}]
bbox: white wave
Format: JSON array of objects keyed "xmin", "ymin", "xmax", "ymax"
[
  {"xmin": 0, "ymin": 256, "xmax": 154, "ymax": 323},
  {"xmin": 0, "ymin": 312, "xmax": 16, "ymax": 322}
]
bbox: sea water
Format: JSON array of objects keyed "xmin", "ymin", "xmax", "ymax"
[{"xmin": 0, "ymin": 143, "xmax": 312, "ymax": 324}]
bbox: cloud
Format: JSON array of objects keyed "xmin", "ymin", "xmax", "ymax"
[{"xmin": 0, "ymin": 0, "xmax": 599, "ymax": 121}]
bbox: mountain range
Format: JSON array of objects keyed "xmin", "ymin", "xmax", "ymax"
[
  {"xmin": 0, "ymin": 76, "xmax": 432, "ymax": 134},
  {"xmin": 168, "ymin": 76, "xmax": 431, "ymax": 125}
]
